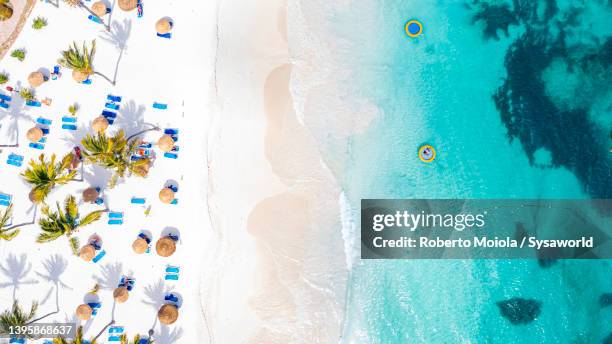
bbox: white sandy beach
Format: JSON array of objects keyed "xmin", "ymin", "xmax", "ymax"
[
  {"xmin": 0, "ymin": 0, "xmax": 356, "ymax": 343},
  {"xmin": 0, "ymin": 0, "xmax": 216, "ymax": 342}
]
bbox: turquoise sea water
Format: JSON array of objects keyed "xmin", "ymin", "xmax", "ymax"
[{"xmin": 328, "ymin": 1, "xmax": 612, "ymax": 343}]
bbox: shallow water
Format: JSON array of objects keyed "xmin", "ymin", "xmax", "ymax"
[{"xmin": 293, "ymin": 0, "xmax": 612, "ymax": 342}]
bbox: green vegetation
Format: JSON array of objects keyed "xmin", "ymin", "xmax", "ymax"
[
  {"xmin": 21, "ymin": 153, "xmax": 77, "ymax": 203},
  {"xmin": 68, "ymin": 103, "xmax": 78, "ymax": 116},
  {"xmin": 0, "ymin": 72, "xmax": 8, "ymax": 84},
  {"xmin": 0, "ymin": 205, "xmax": 19, "ymax": 241},
  {"xmin": 0, "ymin": 302, "xmax": 38, "ymax": 339},
  {"xmin": 19, "ymin": 88, "xmax": 34, "ymax": 100},
  {"xmin": 69, "ymin": 237, "xmax": 80, "ymax": 256},
  {"xmin": 81, "ymin": 130, "xmax": 151, "ymax": 188},
  {"xmin": 37, "ymin": 195, "xmax": 103, "ymax": 244},
  {"xmin": 10, "ymin": 49, "xmax": 25, "ymax": 62},
  {"xmin": 0, "ymin": 0, "xmax": 13, "ymax": 21},
  {"xmin": 58, "ymin": 40, "xmax": 96, "ymax": 82},
  {"xmin": 32, "ymin": 17, "xmax": 47, "ymax": 30}
]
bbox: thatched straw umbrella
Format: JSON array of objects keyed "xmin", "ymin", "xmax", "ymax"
[
  {"xmin": 76, "ymin": 304, "xmax": 93, "ymax": 320},
  {"xmin": 72, "ymin": 70, "xmax": 89, "ymax": 83},
  {"xmin": 82, "ymin": 187, "xmax": 99, "ymax": 203},
  {"xmin": 132, "ymin": 237, "xmax": 148, "ymax": 254},
  {"xmin": 157, "ymin": 134, "xmax": 174, "ymax": 152},
  {"xmin": 155, "ymin": 237, "xmax": 176, "ymax": 257},
  {"xmin": 113, "ymin": 286, "xmax": 129, "ymax": 303},
  {"xmin": 157, "ymin": 304, "xmax": 178, "ymax": 325},
  {"xmin": 79, "ymin": 244, "xmax": 96, "ymax": 261},
  {"xmin": 155, "ymin": 18, "xmax": 172, "ymax": 34},
  {"xmin": 158, "ymin": 188, "xmax": 174, "ymax": 204},
  {"xmin": 118, "ymin": 0, "xmax": 137, "ymax": 11},
  {"xmin": 26, "ymin": 127, "xmax": 43, "ymax": 143},
  {"xmin": 28, "ymin": 71, "xmax": 44, "ymax": 88},
  {"xmin": 92, "ymin": 116, "xmax": 109, "ymax": 132},
  {"xmin": 92, "ymin": 1, "xmax": 107, "ymax": 17}
]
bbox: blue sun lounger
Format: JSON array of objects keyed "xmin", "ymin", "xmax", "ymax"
[
  {"xmin": 88, "ymin": 15, "xmax": 103, "ymax": 24},
  {"xmin": 157, "ymin": 32, "xmax": 172, "ymax": 39},
  {"xmin": 62, "ymin": 116, "xmax": 77, "ymax": 130},
  {"xmin": 131, "ymin": 197, "xmax": 146, "ymax": 204},
  {"xmin": 107, "ymin": 94, "xmax": 122, "ymax": 102},
  {"xmin": 152, "ymin": 102, "xmax": 167, "ymax": 110},
  {"xmin": 29, "ymin": 142, "xmax": 45, "ymax": 150},
  {"xmin": 26, "ymin": 100, "xmax": 42, "ymax": 107},
  {"xmin": 166, "ymin": 266, "xmax": 180, "ymax": 273},
  {"xmin": 92, "ymin": 250, "xmax": 106, "ymax": 263},
  {"xmin": 108, "ymin": 326, "xmax": 124, "ymax": 342},
  {"xmin": 164, "ymin": 274, "xmax": 179, "ymax": 281},
  {"xmin": 7, "ymin": 154, "xmax": 23, "ymax": 167},
  {"xmin": 164, "ymin": 293, "xmax": 179, "ymax": 303},
  {"xmin": 62, "ymin": 124, "xmax": 77, "ymax": 130},
  {"xmin": 0, "ymin": 102, "xmax": 9, "ymax": 109},
  {"xmin": 163, "ymin": 152, "xmax": 178, "ymax": 159},
  {"xmin": 37, "ymin": 117, "xmax": 52, "ymax": 125},
  {"xmin": 0, "ymin": 94, "xmax": 11, "ymax": 102},
  {"xmin": 8, "ymin": 337, "xmax": 25, "ymax": 344},
  {"xmin": 62, "ymin": 116, "xmax": 77, "ymax": 123},
  {"xmin": 0, "ymin": 193, "xmax": 12, "ymax": 207},
  {"xmin": 105, "ymin": 102, "xmax": 120, "ymax": 110},
  {"xmin": 87, "ymin": 302, "xmax": 101, "ymax": 315},
  {"xmin": 108, "ymin": 212, "xmax": 123, "ymax": 225},
  {"xmin": 82, "ymin": 78, "xmax": 92, "ymax": 85}
]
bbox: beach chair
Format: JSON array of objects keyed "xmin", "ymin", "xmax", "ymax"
[
  {"xmin": 170, "ymin": 199, "xmax": 178, "ymax": 205},
  {"xmin": 62, "ymin": 116, "xmax": 78, "ymax": 131},
  {"xmin": 26, "ymin": 100, "xmax": 42, "ymax": 107},
  {"xmin": 105, "ymin": 102, "xmax": 120, "ymax": 110},
  {"xmin": 164, "ymin": 293, "xmax": 179, "ymax": 303},
  {"xmin": 0, "ymin": 102, "xmax": 9, "ymax": 109},
  {"xmin": 8, "ymin": 337, "xmax": 25, "ymax": 344},
  {"xmin": 131, "ymin": 197, "xmax": 146, "ymax": 204},
  {"xmin": 29, "ymin": 142, "xmax": 45, "ymax": 150},
  {"xmin": 7, "ymin": 154, "xmax": 24, "ymax": 167},
  {"xmin": 108, "ymin": 211, "xmax": 123, "ymax": 225},
  {"xmin": 36, "ymin": 117, "xmax": 52, "ymax": 125},
  {"xmin": 165, "ymin": 265, "xmax": 180, "ymax": 280},
  {"xmin": 152, "ymin": 102, "xmax": 167, "ymax": 110},
  {"xmin": 82, "ymin": 78, "xmax": 92, "ymax": 85},
  {"xmin": 157, "ymin": 32, "xmax": 172, "ymax": 39},
  {"xmin": 62, "ymin": 124, "xmax": 77, "ymax": 131},
  {"xmin": 0, "ymin": 94, "xmax": 11, "ymax": 101},
  {"xmin": 107, "ymin": 94, "xmax": 122, "ymax": 102},
  {"xmin": 88, "ymin": 15, "xmax": 103, "ymax": 24},
  {"xmin": 0, "ymin": 193, "xmax": 12, "ymax": 207},
  {"xmin": 108, "ymin": 326, "xmax": 124, "ymax": 342},
  {"xmin": 163, "ymin": 152, "xmax": 178, "ymax": 159},
  {"xmin": 92, "ymin": 250, "xmax": 106, "ymax": 263},
  {"xmin": 87, "ymin": 302, "xmax": 101, "ymax": 315}
]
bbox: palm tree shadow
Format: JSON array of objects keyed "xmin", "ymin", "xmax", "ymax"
[
  {"xmin": 0, "ymin": 253, "xmax": 38, "ymax": 300},
  {"xmin": 0, "ymin": 81, "xmax": 30, "ymax": 146},
  {"xmin": 92, "ymin": 262, "xmax": 123, "ymax": 290},
  {"xmin": 118, "ymin": 100, "xmax": 150, "ymax": 136},
  {"xmin": 61, "ymin": 124, "xmax": 89, "ymax": 150},
  {"xmin": 155, "ymin": 325, "xmax": 183, "ymax": 344},
  {"xmin": 100, "ymin": 18, "xmax": 132, "ymax": 85},
  {"xmin": 36, "ymin": 254, "xmax": 71, "ymax": 308}
]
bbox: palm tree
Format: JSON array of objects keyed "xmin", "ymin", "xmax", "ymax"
[
  {"xmin": 22, "ymin": 153, "xmax": 77, "ymax": 203},
  {"xmin": 37, "ymin": 195, "xmax": 103, "ymax": 244},
  {"xmin": 53, "ymin": 326, "xmax": 97, "ymax": 344},
  {"xmin": 58, "ymin": 40, "xmax": 96, "ymax": 83},
  {"xmin": 0, "ymin": 301, "xmax": 37, "ymax": 339},
  {"xmin": 0, "ymin": 205, "xmax": 19, "ymax": 241},
  {"xmin": 81, "ymin": 130, "xmax": 150, "ymax": 188}
]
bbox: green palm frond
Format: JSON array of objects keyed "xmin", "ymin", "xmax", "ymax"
[
  {"xmin": 53, "ymin": 325, "xmax": 96, "ymax": 344},
  {"xmin": 21, "ymin": 153, "xmax": 76, "ymax": 203},
  {"xmin": 0, "ymin": 205, "xmax": 19, "ymax": 241},
  {"xmin": 69, "ymin": 237, "xmax": 80, "ymax": 256},
  {"xmin": 81, "ymin": 130, "xmax": 147, "ymax": 187},
  {"xmin": 0, "ymin": 302, "xmax": 38, "ymax": 338},
  {"xmin": 58, "ymin": 40, "xmax": 96, "ymax": 75},
  {"xmin": 37, "ymin": 195, "xmax": 102, "ymax": 245}
]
